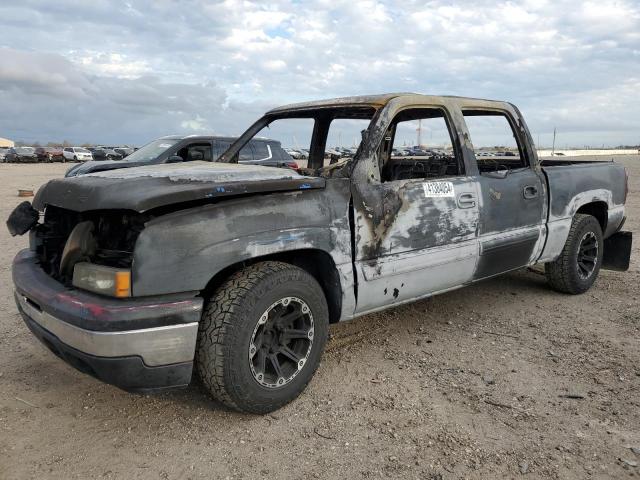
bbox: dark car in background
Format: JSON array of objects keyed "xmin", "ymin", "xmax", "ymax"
[
  {"xmin": 65, "ymin": 135, "xmax": 296, "ymax": 177},
  {"xmin": 88, "ymin": 147, "xmax": 123, "ymax": 161},
  {"xmin": 35, "ymin": 147, "xmax": 65, "ymax": 162},
  {"xmin": 5, "ymin": 147, "xmax": 38, "ymax": 163}
]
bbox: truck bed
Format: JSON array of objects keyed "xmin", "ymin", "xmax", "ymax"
[
  {"xmin": 540, "ymin": 159, "xmax": 613, "ymax": 166},
  {"xmin": 541, "ymin": 160, "xmax": 626, "ymax": 236}
]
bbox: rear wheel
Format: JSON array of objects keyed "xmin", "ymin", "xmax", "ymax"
[
  {"xmin": 545, "ymin": 214, "xmax": 603, "ymax": 294},
  {"xmin": 196, "ymin": 261, "xmax": 329, "ymax": 413}
]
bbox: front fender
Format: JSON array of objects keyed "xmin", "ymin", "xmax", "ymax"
[{"xmin": 131, "ymin": 180, "xmax": 352, "ymax": 297}]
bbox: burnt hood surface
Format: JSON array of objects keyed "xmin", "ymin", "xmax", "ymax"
[
  {"xmin": 66, "ymin": 159, "xmax": 143, "ymax": 176},
  {"xmin": 34, "ymin": 161, "xmax": 325, "ymax": 213}
]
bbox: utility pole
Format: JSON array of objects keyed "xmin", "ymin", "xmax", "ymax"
[
  {"xmin": 416, "ymin": 119, "xmax": 422, "ymax": 147},
  {"xmin": 551, "ymin": 127, "xmax": 556, "ymax": 156}
]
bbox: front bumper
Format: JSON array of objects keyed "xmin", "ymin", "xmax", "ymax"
[{"xmin": 13, "ymin": 249, "xmax": 204, "ymax": 392}]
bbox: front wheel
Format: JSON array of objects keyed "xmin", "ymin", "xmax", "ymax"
[
  {"xmin": 196, "ymin": 261, "xmax": 329, "ymax": 413},
  {"xmin": 545, "ymin": 214, "xmax": 604, "ymax": 294}
]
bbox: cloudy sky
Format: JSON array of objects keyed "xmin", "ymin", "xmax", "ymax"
[{"xmin": 0, "ymin": 0, "xmax": 638, "ymax": 147}]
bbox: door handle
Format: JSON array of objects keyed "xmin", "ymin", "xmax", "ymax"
[
  {"xmin": 523, "ymin": 185, "xmax": 539, "ymax": 199},
  {"xmin": 457, "ymin": 192, "xmax": 476, "ymax": 209}
]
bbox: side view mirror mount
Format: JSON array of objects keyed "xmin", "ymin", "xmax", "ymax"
[{"xmin": 167, "ymin": 155, "xmax": 183, "ymax": 163}]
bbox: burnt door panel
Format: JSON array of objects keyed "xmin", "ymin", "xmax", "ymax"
[
  {"xmin": 474, "ymin": 169, "xmax": 545, "ymax": 279},
  {"xmin": 353, "ymin": 176, "xmax": 480, "ymax": 314}
]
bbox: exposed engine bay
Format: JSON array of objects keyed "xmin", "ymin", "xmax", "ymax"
[{"xmin": 33, "ymin": 205, "xmax": 148, "ymax": 284}]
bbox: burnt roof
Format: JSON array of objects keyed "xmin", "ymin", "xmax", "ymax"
[
  {"xmin": 267, "ymin": 93, "xmax": 509, "ymax": 114},
  {"xmin": 267, "ymin": 93, "xmax": 411, "ymax": 114}
]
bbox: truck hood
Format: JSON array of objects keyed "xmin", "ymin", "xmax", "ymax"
[
  {"xmin": 34, "ymin": 161, "xmax": 325, "ymax": 213},
  {"xmin": 65, "ymin": 159, "xmax": 144, "ymax": 177}
]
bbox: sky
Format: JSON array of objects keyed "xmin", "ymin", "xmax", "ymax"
[{"xmin": 0, "ymin": 0, "xmax": 639, "ymax": 148}]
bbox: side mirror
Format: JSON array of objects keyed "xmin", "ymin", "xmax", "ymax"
[{"xmin": 167, "ymin": 155, "xmax": 183, "ymax": 163}]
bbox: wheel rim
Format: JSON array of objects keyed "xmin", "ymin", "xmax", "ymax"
[
  {"xmin": 577, "ymin": 231, "xmax": 598, "ymax": 279},
  {"xmin": 249, "ymin": 296, "xmax": 314, "ymax": 389}
]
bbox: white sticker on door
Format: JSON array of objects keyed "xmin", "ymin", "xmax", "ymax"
[{"xmin": 423, "ymin": 181, "xmax": 455, "ymax": 198}]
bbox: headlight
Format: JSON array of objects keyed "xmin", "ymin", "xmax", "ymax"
[{"xmin": 72, "ymin": 262, "xmax": 131, "ymax": 298}]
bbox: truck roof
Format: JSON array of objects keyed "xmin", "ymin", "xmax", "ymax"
[{"xmin": 267, "ymin": 93, "xmax": 513, "ymax": 114}]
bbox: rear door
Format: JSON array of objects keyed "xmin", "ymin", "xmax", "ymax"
[{"xmin": 462, "ymin": 110, "xmax": 545, "ymax": 279}]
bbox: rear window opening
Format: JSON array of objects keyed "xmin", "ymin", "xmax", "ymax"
[{"xmin": 462, "ymin": 110, "xmax": 527, "ymax": 172}]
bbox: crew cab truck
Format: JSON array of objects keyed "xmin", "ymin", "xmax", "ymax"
[{"xmin": 8, "ymin": 94, "xmax": 632, "ymax": 413}]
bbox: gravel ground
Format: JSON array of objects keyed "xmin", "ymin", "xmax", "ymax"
[{"xmin": 0, "ymin": 157, "xmax": 638, "ymax": 479}]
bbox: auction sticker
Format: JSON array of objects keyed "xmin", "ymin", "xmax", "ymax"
[{"xmin": 422, "ymin": 181, "xmax": 455, "ymax": 198}]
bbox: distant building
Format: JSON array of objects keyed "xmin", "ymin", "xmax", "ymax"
[{"xmin": 0, "ymin": 137, "xmax": 14, "ymax": 148}]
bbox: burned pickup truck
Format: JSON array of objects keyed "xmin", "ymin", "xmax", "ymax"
[{"xmin": 8, "ymin": 94, "xmax": 632, "ymax": 413}]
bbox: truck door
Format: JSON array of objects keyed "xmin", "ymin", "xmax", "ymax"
[
  {"xmin": 462, "ymin": 110, "xmax": 545, "ymax": 279},
  {"xmin": 352, "ymin": 107, "xmax": 480, "ymax": 314}
]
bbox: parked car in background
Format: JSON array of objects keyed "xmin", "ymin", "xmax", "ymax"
[
  {"xmin": 5, "ymin": 147, "xmax": 37, "ymax": 163},
  {"xmin": 65, "ymin": 135, "xmax": 296, "ymax": 177},
  {"xmin": 114, "ymin": 147, "xmax": 134, "ymax": 158},
  {"xmin": 0, "ymin": 147, "xmax": 9, "ymax": 162},
  {"xmin": 88, "ymin": 147, "xmax": 123, "ymax": 161},
  {"xmin": 35, "ymin": 147, "xmax": 65, "ymax": 162},
  {"xmin": 407, "ymin": 147, "xmax": 428, "ymax": 156},
  {"xmin": 62, "ymin": 147, "xmax": 93, "ymax": 162},
  {"xmin": 285, "ymin": 148, "xmax": 306, "ymax": 160}
]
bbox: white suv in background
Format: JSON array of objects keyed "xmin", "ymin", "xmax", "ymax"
[{"xmin": 63, "ymin": 147, "xmax": 93, "ymax": 162}]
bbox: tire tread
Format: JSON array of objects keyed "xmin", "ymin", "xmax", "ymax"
[
  {"xmin": 545, "ymin": 213, "xmax": 602, "ymax": 294},
  {"xmin": 196, "ymin": 261, "xmax": 326, "ymax": 413}
]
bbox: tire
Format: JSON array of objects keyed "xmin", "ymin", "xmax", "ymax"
[
  {"xmin": 545, "ymin": 214, "xmax": 604, "ymax": 294},
  {"xmin": 73, "ymin": 155, "xmax": 77, "ymax": 161},
  {"xmin": 196, "ymin": 261, "xmax": 329, "ymax": 414}
]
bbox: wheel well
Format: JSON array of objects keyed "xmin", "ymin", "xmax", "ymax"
[
  {"xmin": 201, "ymin": 249, "xmax": 343, "ymax": 324},
  {"xmin": 576, "ymin": 201, "xmax": 607, "ymax": 233}
]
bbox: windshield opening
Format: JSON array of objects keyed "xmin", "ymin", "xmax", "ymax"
[{"xmin": 221, "ymin": 106, "xmax": 377, "ymax": 175}]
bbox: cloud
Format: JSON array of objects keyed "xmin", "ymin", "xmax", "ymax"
[
  {"xmin": 0, "ymin": 0, "xmax": 638, "ymax": 146},
  {"xmin": 0, "ymin": 47, "xmax": 228, "ymax": 144}
]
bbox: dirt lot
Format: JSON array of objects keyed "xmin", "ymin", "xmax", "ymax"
[{"xmin": 1, "ymin": 157, "xmax": 638, "ymax": 479}]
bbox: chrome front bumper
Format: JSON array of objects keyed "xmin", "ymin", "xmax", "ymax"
[
  {"xmin": 16, "ymin": 293, "xmax": 198, "ymax": 367},
  {"xmin": 13, "ymin": 249, "xmax": 204, "ymax": 392}
]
